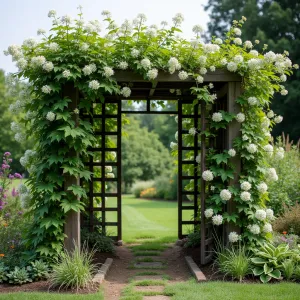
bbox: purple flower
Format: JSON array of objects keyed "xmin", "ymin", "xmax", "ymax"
[
  {"xmin": 14, "ymin": 173, "xmax": 22, "ymax": 179},
  {"xmin": 8, "ymin": 159, "xmax": 12, "ymax": 162},
  {"xmin": 2, "ymin": 164, "xmax": 10, "ymax": 170},
  {"xmin": 11, "ymin": 188, "xmax": 18, "ymax": 197},
  {"xmin": 9, "ymin": 174, "xmax": 14, "ymax": 179},
  {"xmin": 5, "ymin": 213, "xmax": 10, "ymax": 218},
  {"xmin": 0, "ymin": 206, "xmax": 3, "ymax": 210},
  {"xmin": 18, "ymin": 211, "xmax": 23, "ymax": 215},
  {"xmin": 4, "ymin": 152, "xmax": 11, "ymax": 157}
]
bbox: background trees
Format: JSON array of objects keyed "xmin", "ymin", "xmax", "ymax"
[{"xmin": 205, "ymin": 0, "xmax": 300, "ymax": 140}]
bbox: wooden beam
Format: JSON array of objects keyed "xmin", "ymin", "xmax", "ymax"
[
  {"xmin": 63, "ymin": 84, "xmax": 81, "ymax": 252},
  {"xmin": 113, "ymin": 69, "xmax": 242, "ymax": 83}
]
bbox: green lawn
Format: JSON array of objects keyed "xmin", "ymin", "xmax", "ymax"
[{"xmin": 106, "ymin": 194, "xmax": 192, "ymax": 242}]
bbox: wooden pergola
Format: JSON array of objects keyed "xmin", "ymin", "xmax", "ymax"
[{"xmin": 63, "ymin": 69, "xmax": 242, "ymax": 265}]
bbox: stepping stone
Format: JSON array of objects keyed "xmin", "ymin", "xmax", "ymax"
[
  {"xmin": 143, "ymin": 296, "xmax": 171, "ymax": 300},
  {"xmin": 134, "ymin": 275, "xmax": 164, "ymax": 281},
  {"xmin": 134, "ymin": 285, "xmax": 165, "ymax": 293},
  {"xmin": 134, "ymin": 262, "xmax": 163, "ymax": 269},
  {"xmin": 134, "ymin": 251, "xmax": 161, "ymax": 256}
]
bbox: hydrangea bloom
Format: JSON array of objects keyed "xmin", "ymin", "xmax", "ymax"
[
  {"xmin": 15, "ymin": 133, "xmax": 26, "ymax": 143},
  {"xmin": 131, "ymin": 49, "xmax": 140, "ymax": 57},
  {"xmin": 168, "ymin": 57, "xmax": 181, "ymax": 73},
  {"xmin": 246, "ymin": 143, "xmax": 257, "ymax": 154},
  {"xmin": 220, "ymin": 189, "xmax": 232, "ymax": 201},
  {"xmin": 170, "ymin": 142, "xmax": 178, "ymax": 150},
  {"xmin": 103, "ymin": 66, "xmax": 114, "ymax": 77},
  {"xmin": 210, "ymin": 66, "xmax": 216, "ymax": 72},
  {"xmin": 264, "ymin": 51, "xmax": 276, "ymax": 62},
  {"xmin": 227, "ymin": 62, "xmax": 238, "ymax": 72},
  {"xmin": 263, "ymin": 223, "xmax": 273, "ymax": 233},
  {"xmin": 212, "ymin": 112, "xmax": 223, "ymax": 122},
  {"xmin": 229, "ymin": 232, "xmax": 240, "ymax": 243},
  {"xmin": 172, "ymin": 13, "xmax": 184, "ymax": 25},
  {"xmin": 266, "ymin": 168, "xmax": 278, "ymax": 181},
  {"xmin": 196, "ymin": 75, "xmax": 204, "ymax": 83},
  {"xmin": 16, "ymin": 58, "xmax": 27, "ymax": 70},
  {"xmin": 141, "ymin": 58, "xmax": 151, "ymax": 69},
  {"xmin": 280, "ymin": 74, "xmax": 287, "ymax": 82},
  {"xmin": 43, "ymin": 62, "xmax": 54, "ymax": 72},
  {"xmin": 274, "ymin": 147, "xmax": 284, "ymax": 160},
  {"xmin": 241, "ymin": 181, "xmax": 251, "ymax": 191},
  {"xmin": 234, "ymin": 55, "xmax": 243, "ymax": 63},
  {"xmin": 198, "ymin": 56, "xmax": 207, "ymax": 65},
  {"xmin": 233, "ymin": 28, "xmax": 242, "ymax": 36},
  {"xmin": 189, "ymin": 127, "xmax": 197, "ymax": 136},
  {"xmin": 106, "ymin": 173, "xmax": 115, "ymax": 178},
  {"xmin": 121, "ymin": 87, "xmax": 131, "ymax": 98},
  {"xmin": 266, "ymin": 208, "xmax": 274, "ymax": 220},
  {"xmin": 249, "ymin": 224, "xmax": 260, "ymax": 235},
  {"xmin": 178, "ymin": 71, "xmax": 189, "ymax": 80},
  {"xmin": 210, "ymin": 186, "xmax": 215, "ymax": 191},
  {"xmin": 248, "ymin": 58, "xmax": 262, "ymax": 70},
  {"xmin": 244, "ymin": 40, "xmax": 253, "ymax": 49},
  {"xmin": 203, "ymin": 44, "xmax": 220, "ymax": 54},
  {"xmin": 248, "ymin": 97, "xmax": 258, "ymax": 105},
  {"xmin": 212, "ymin": 214, "xmax": 223, "ymax": 226},
  {"xmin": 255, "ymin": 209, "xmax": 267, "ymax": 221},
  {"xmin": 263, "ymin": 144, "xmax": 273, "ymax": 156},
  {"xmin": 233, "ymin": 38, "xmax": 242, "ymax": 45},
  {"xmin": 199, "ymin": 67, "xmax": 207, "ymax": 75},
  {"xmin": 46, "ymin": 111, "xmax": 55, "ymax": 121},
  {"xmin": 42, "ymin": 85, "xmax": 52, "ymax": 94},
  {"xmin": 147, "ymin": 68, "xmax": 158, "ymax": 80},
  {"xmin": 105, "ymin": 166, "xmax": 112, "ymax": 172},
  {"xmin": 236, "ymin": 113, "xmax": 245, "ymax": 123},
  {"xmin": 240, "ymin": 191, "xmax": 251, "ymax": 201},
  {"xmin": 202, "ymin": 170, "xmax": 214, "ymax": 181},
  {"xmin": 215, "ymin": 38, "xmax": 223, "ymax": 44},
  {"xmin": 274, "ymin": 115, "xmax": 283, "ymax": 123},
  {"xmin": 281, "ymin": 89, "xmax": 288, "ymax": 96},
  {"xmin": 62, "ymin": 70, "xmax": 71, "ymax": 78},
  {"xmin": 175, "ymin": 131, "xmax": 178, "ymax": 141},
  {"xmin": 195, "ymin": 154, "xmax": 200, "ymax": 164},
  {"xmin": 118, "ymin": 61, "xmax": 128, "ymax": 70},
  {"xmin": 267, "ymin": 110, "xmax": 274, "ymax": 118},
  {"xmin": 11, "ymin": 122, "xmax": 21, "ymax": 132},
  {"xmin": 17, "ymin": 184, "xmax": 28, "ymax": 195},
  {"xmin": 204, "ymin": 208, "xmax": 213, "ymax": 218},
  {"xmin": 31, "ymin": 56, "xmax": 46, "ymax": 68},
  {"xmin": 228, "ymin": 149, "xmax": 236, "ymax": 157},
  {"xmin": 89, "ymin": 80, "xmax": 100, "ymax": 90},
  {"xmin": 192, "ymin": 25, "xmax": 203, "ymax": 34}
]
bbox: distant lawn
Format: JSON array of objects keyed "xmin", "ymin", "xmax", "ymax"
[
  {"xmin": 164, "ymin": 280, "xmax": 300, "ymax": 300},
  {"xmin": 106, "ymin": 195, "xmax": 192, "ymax": 242}
]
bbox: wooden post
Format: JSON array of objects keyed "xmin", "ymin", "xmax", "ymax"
[
  {"xmin": 63, "ymin": 84, "xmax": 81, "ymax": 252},
  {"xmin": 226, "ymin": 82, "xmax": 242, "ymax": 240}
]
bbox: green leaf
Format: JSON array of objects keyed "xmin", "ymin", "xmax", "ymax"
[
  {"xmin": 264, "ymin": 264, "xmax": 273, "ymax": 274},
  {"xmin": 211, "ymin": 153, "xmax": 230, "ymax": 165},
  {"xmin": 67, "ymin": 185, "xmax": 87, "ymax": 198},
  {"xmin": 253, "ymin": 267, "xmax": 264, "ymax": 276},
  {"xmin": 251, "ymin": 257, "xmax": 267, "ymax": 264},
  {"xmin": 60, "ymin": 199, "xmax": 85, "ymax": 213},
  {"xmin": 269, "ymin": 269, "xmax": 281, "ymax": 279},
  {"xmin": 260, "ymin": 273, "xmax": 272, "ymax": 283}
]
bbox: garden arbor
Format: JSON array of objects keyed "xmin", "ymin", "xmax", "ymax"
[{"xmin": 65, "ymin": 69, "xmax": 242, "ymax": 265}]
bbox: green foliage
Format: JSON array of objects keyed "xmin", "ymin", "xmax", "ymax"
[
  {"xmin": 294, "ymin": 265, "xmax": 300, "ymax": 280},
  {"xmin": 215, "ymin": 245, "xmax": 251, "ymax": 282},
  {"xmin": 140, "ymin": 187, "xmax": 157, "ymax": 199},
  {"xmin": 153, "ymin": 174, "xmax": 177, "ymax": 201},
  {"xmin": 29, "ymin": 260, "xmax": 50, "ymax": 281},
  {"xmin": 7, "ymin": 266, "xmax": 32, "ymax": 285},
  {"xmin": 131, "ymin": 181, "xmax": 154, "ymax": 198},
  {"xmin": 250, "ymin": 242, "xmax": 293, "ymax": 283},
  {"xmin": 0, "ymin": 262, "xmax": 8, "ymax": 283},
  {"xmin": 49, "ymin": 244, "xmax": 97, "ymax": 291},
  {"xmin": 184, "ymin": 230, "xmax": 201, "ymax": 248},
  {"xmin": 281, "ymin": 259, "xmax": 294, "ymax": 280},
  {"xmin": 81, "ymin": 229, "xmax": 115, "ymax": 253},
  {"xmin": 266, "ymin": 142, "xmax": 300, "ymax": 215},
  {"xmin": 273, "ymin": 203, "xmax": 300, "ymax": 235}
]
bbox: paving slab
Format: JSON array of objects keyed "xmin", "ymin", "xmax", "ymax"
[
  {"xmin": 134, "ymin": 275, "xmax": 165, "ymax": 281},
  {"xmin": 134, "ymin": 285, "xmax": 165, "ymax": 293},
  {"xmin": 143, "ymin": 296, "xmax": 171, "ymax": 300},
  {"xmin": 134, "ymin": 262, "xmax": 164, "ymax": 269}
]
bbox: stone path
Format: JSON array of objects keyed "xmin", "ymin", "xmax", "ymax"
[{"xmin": 103, "ymin": 241, "xmax": 191, "ymax": 299}]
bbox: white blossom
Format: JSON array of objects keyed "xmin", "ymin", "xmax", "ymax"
[
  {"xmin": 255, "ymin": 209, "xmax": 267, "ymax": 221},
  {"xmin": 228, "ymin": 149, "xmax": 236, "ymax": 157},
  {"xmin": 266, "ymin": 209, "xmax": 274, "ymax": 220},
  {"xmin": 41, "ymin": 85, "xmax": 52, "ymax": 94},
  {"xmin": 43, "ymin": 62, "xmax": 54, "ymax": 72},
  {"xmin": 210, "ymin": 186, "xmax": 215, "ymax": 191},
  {"xmin": 175, "ymin": 131, "xmax": 178, "ymax": 141},
  {"xmin": 220, "ymin": 189, "xmax": 232, "ymax": 201},
  {"xmin": 103, "ymin": 66, "xmax": 114, "ymax": 77},
  {"xmin": 257, "ymin": 182, "xmax": 268, "ymax": 194},
  {"xmin": 61, "ymin": 15, "xmax": 72, "ymax": 24},
  {"xmin": 16, "ymin": 58, "xmax": 27, "ymax": 70},
  {"xmin": 274, "ymin": 147, "xmax": 284, "ymax": 160},
  {"xmin": 263, "ymin": 223, "xmax": 273, "ymax": 233},
  {"xmin": 106, "ymin": 173, "xmax": 115, "ymax": 178},
  {"xmin": 264, "ymin": 51, "xmax": 276, "ymax": 62},
  {"xmin": 249, "ymin": 224, "xmax": 260, "ymax": 235},
  {"xmin": 241, "ymin": 191, "xmax": 251, "ymax": 201},
  {"xmin": 229, "ymin": 232, "xmax": 240, "ymax": 243},
  {"xmin": 280, "ymin": 89, "xmax": 288, "ymax": 96},
  {"xmin": 233, "ymin": 28, "xmax": 242, "ymax": 36},
  {"xmin": 105, "ymin": 166, "xmax": 113, "ymax": 172},
  {"xmin": 192, "ymin": 25, "xmax": 204, "ymax": 35},
  {"xmin": 170, "ymin": 142, "xmax": 178, "ymax": 150},
  {"xmin": 233, "ymin": 38, "xmax": 242, "ymax": 45},
  {"xmin": 118, "ymin": 61, "xmax": 128, "ymax": 70},
  {"xmin": 249, "ymin": 50, "xmax": 259, "ymax": 56},
  {"xmin": 274, "ymin": 115, "xmax": 283, "ymax": 123},
  {"xmin": 147, "ymin": 68, "xmax": 158, "ymax": 80},
  {"xmin": 261, "ymin": 117, "xmax": 270, "ymax": 128},
  {"xmin": 62, "ymin": 70, "xmax": 71, "ymax": 78},
  {"xmin": 244, "ymin": 40, "xmax": 253, "ymax": 49},
  {"xmin": 280, "ymin": 74, "xmax": 287, "ymax": 82},
  {"xmin": 37, "ymin": 28, "xmax": 46, "ymax": 35},
  {"xmin": 242, "ymin": 135, "xmax": 249, "ymax": 141},
  {"xmin": 101, "ymin": 10, "xmax": 112, "ymax": 17},
  {"xmin": 263, "ymin": 144, "xmax": 273, "ymax": 156},
  {"xmin": 215, "ymin": 38, "xmax": 223, "ymax": 45},
  {"xmin": 11, "ymin": 122, "xmax": 21, "ymax": 132},
  {"xmin": 227, "ymin": 62, "xmax": 238, "ymax": 72},
  {"xmin": 17, "ymin": 183, "xmax": 28, "ymax": 195},
  {"xmin": 31, "ymin": 56, "xmax": 46, "ymax": 68},
  {"xmin": 246, "ymin": 143, "xmax": 257, "ymax": 154},
  {"xmin": 234, "ymin": 55, "xmax": 243, "ymax": 63},
  {"xmin": 196, "ymin": 75, "xmax": 204, "ymax": 83},
  {"xmin": 168, "ymin": 57, "xmax": 181, "ymax": 74},
  {"xmin": 80, "ymin": 43, "xmax": 89, "ymax": 51},
  {"xmin": 46, "ymin": 111, "xmax": 56, "ymax": 121},
  {"xmin": 220, "ymin": 58, "xmax": 227, "ymax": 65},
  {"xmin": 23, "ymin": 38, "xmax": 37, "ymax": 48},
  {"xmin": 266, "ymin": 168, "xmax": 278, "ymax": 181},
  {"xmin": 210, "ymin": 66, "xmax": 216, "ymax": 72},
  {"xmin": 189, "ymin": 127, "xmax": 197, "ymax": 136},
  {"xmin": 212, "ymin": 214, "xmax": 223, "ymax": 226},
  {"xmin": 248, "ymin": 96, "xmax": 258, "ymax": 105},
  {"xmin": 131, "ymin": 49, "xmax": 140, "ymax": 58},
  {"xmin": 121, "ymin": 87, "xmax": 131, "ymax": 98},
  {"xmin": 203, "ymin": 44, "xmax": 220, "ymax": 53},
  {"xmin": 195, "ymin": 154, "xmax": 201, "ymax": 164},
  {"xmin": 48, "ymin": 10, "xmax": 57, "ymax": 18},
  {"xmin": 212, "ymin": 112, "xmax": 223, "ymax": 122},
  {"xmin": 199, "ymin": 56, "xmax": 207, "ymax": 66},
  {"xmin": 15, "ymin": 132, "xmax": 25, "ymax": 143},
  {"xmin": 89, "ymin": 80, "xmax": 100, "ymax": 90},
  {"xmin": 241, "ymin": 181, "xmax": 251, "ymax": 191},
  {"xmin": 267, "ymin": 110, "xmax": 274, "ymax": 118},
  {"xmin": 205, "ymin": 208, "xmax": 214, "ymax": 218},
  {"xmin": 178, "ymin": 71, "xmax": 189, "ymax": 80},
  {"xmin": 110, "ymin": 151, "xmax": 117, "ymax": 160},
  {"xmin": 200, "ymin": 67, "xmax": 207, "ymax": 75},
  {"xmin": 202, "ymin": 170, "xmax": 214, "ymax": 181},
  {"xmin": 236, "ymin": 113, "xmax": 245, "ymax": 123},
  {"xmin": 248, "ymin": 58, "xmax": 262, "ymax": 70}
]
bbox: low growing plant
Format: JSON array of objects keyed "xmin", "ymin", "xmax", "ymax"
[
  {"xmin": 7, "ymin": 266, "xmax": 32, "ymax": 285},
  {"xmin": 131, "ymin": 181, "xmax": 154, "ymax": 198},
  {"xmin": 184, "ymin": 230, "xmax": 201, "ymax": 248},
  {"xmin": 0, "ymin": 262, "xmax": 8, "ymax": 283},
  {"xmin": 29, "ymin": 260, "xmax": 50, "ymax": 281},
  {"xmin": 294, "ymin": 266, "xmax": 300, "ymax": 280},
  {"xmin": 251, "ymin": 242, "xmax": 294, "ymax": 283},
  {"xmin": 281, "ymin": 259, "xmax": 294, "ymax": 280},
  {"xmin": 49, "ymin": 244, "xmax": 97, "ymax": 291}
]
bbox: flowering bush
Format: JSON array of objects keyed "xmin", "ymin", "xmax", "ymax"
[
  {"xmin": 5, "ymin": 7, "xmax": 297, "ymax": 255},
  {"xmin": 140, "ymin": 187, "xmax": 157, "ymax": 199}
]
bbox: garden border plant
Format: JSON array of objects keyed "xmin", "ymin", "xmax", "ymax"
[{"xmin": 4, "ymin": 7, "xmax": 297, "ymax": 261}]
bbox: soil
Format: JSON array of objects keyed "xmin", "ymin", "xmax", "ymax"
[{"xmin": 0, "ymin": 251, "xmax": 114, "ymax": 294}]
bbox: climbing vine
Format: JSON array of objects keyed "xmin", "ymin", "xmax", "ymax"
[{"xmin": 5, "ymin": 7, "xmax": 297, "ymax": 256}]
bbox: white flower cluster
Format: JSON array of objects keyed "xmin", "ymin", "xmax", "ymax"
[
  {"xmin": 11, "ymin": 121, "xmax": 21, "ymax": 132},
  {"xmin": 228, "ymin": 149, "xmax": 236, "ymax": 157},
  {"xmin": 240, "ymin": 191, "xmax": 251, "ymax": 201},
  {"xmin": 170, "ymin": 142, "xmax": 178, "ymax": 150},
  {"xmin": 248, "ymin": 58, "xmax": 262, "ymax": 70},
  {"xmin": 121, "ymin": 87, "xmax": 131, "ymax": 98},
  {"xmin": 195, "ymin": 154, "xmax": 201, "ymax": 164},
  {"xmin": 168, "ymin": 57, "xmax": 181, "ymax": 74},
  {"xmin": 31, "ymin": 56, "xmax": 46, "ymax": 68},
  {"xmin": 141, "ymin": 58, "xmax": 151, "ymax": 69},
  {"xmin": 200, "ymin": 67, "xmax": 207, "ymax": 75},
  {"xmin": 49, "ymin": 42, "xmax": 59, "ymax": 52},
  {"xmin": 227, "ymin": 62, "xmax": 238, "ymax": 72},
  {"xmin": 106, "ymin": 173, "xmax": 115, "ymax": 178},
  {"xmin": 83, "ymin": 63, "xmax": 97, "ymax": 75},
  {"xmin": 15, "ymin": 133, "xmax": 26, "ymax": 143},
  {"xmin": 274, "ymin": 115, "xmax": 283, "ymax": 123},
  {"xmin": 43, "ymin": 62, "xmax": 54, "ymax": 72},
  {"xmin": 196, "ymin": 75, "xmax": 204, "ymax": 83},
  {"xmin": 263, "ymin": 223, "xmax": 273, "ymax": 233},
  {"xmin": 263, "ymin": 144, "xmax": 273, "ymax": 157},
  {"xmin": 147, "ymin": 68, "xmax": 158, "ymax": 80},
  {"xmin": 189, "ymin": 127, "xmax": 197, "ymax": 136},
  {"xmin": 248, "ymin": 224, "xmax": 260, "ymax": 235},
  {"xmin": 220, "ymin": 189, "xmax": 232, "ymax": 201},
  {"xmin": 236, "ymin": 113, "xmax": 245, "ymax": 123},
  {"xmin": 46, "ymin": 111, "xmax": 56, "ymax": 121},
  {"xmin": 178, "ymin": 71, "xmax": 189, "ymax": 80},
  {"xmin": 89, "ymin": 80, "xmax": 100, "ymax": 90},
  {"xmin": 42, "ymin": 85, "xmax": 52, "ymax": 94},
  {"xmin": 228, "ymin": 232, "xmax": 240, "ymax": 243},
  {"xmin": 199, "ymin": 55, "xmax": 207, "ymax": 66},
  {"xmin": 131, "ymin": 49, "xmax": 140, "ymax": 58},
  {"xmin": 203, "ymin": 43, "xmax": 220, "ymax": 54},
  {"xmin": 248, "ymin": 96, "xmax": 258, "ymax": 105},
  {"xmin": 204, "ymin": 208, "xmax": 214, "ymax": 218},
  {"xmin": 241, "ymin": 181, "xmax": 251, "ymax": 191},
  {"xmin": 62, "ymin": 70, "xmax": 71, "ymax": 78},
  {"xmin": 255, "ymin": 209, "xmax": 266, "ymax": 221},
  {"xmin": 103, "ymin": 66, "xmax": 114, "ymax": 77},
  {"xmin": 20, "ymin": 149, "xmax": 36, "ymax": 170},
  {"xmin": 9, "ymin": 100, "xmax": 24, "ymax": 114},
  {"xmin": 246, "ymin": 143, "xmax": 257, "ymax": 154},
  {"xmin": 105, "ymin": 166, "xmax": 112, "ymax": 172},
  {"xmin": 202, "ymin": 170, "xmax": 214, "ymax": 181},
  {"xmin": 257, "ymin": 182, "xmax": 268, "ymax": 193},
  {"xmin": 212, "ymin": 214, "xmax": 223, "ymax": 226},
  {"xmin": 118, "ymin": 61, "xmax": 128, "ymax": 70},
  {"xmin": 266, "ymin": 168, "xmax": 278, "ymax": 181},
  {"xmin": 274, "ymin": 147, "xmax": 284, "ymax": 160},
  {"xmin": 212, "ymin": 112, "xmax": 222, "ymax": 122},
  {"xmin": 17, "ymin": 183, "xmax": 28, "ymax": 195},
  {"xmin": 234, "ymin": 55, "xmax": 243, "ymax": 64}
]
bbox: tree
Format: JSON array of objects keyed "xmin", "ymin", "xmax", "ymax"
[
  {"xmin": 205, "ymin": 0, "xmax": 300, "ymax": 140},
  {"xmin": 121, "ymin": 117, "xmax": 173, "ymax": 190}
]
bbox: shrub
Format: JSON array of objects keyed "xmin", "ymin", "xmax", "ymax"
[
  {"xmin": 0, "ymin": 262, "xmax": 8, "ymax": 283},
  {"xmin": 81, "ymin": 229, "xmax": 115, "ymax": 253},
  {"xmin": 215, "ymin": 245, "xmax": 251, "ymax": 282},
  {"xmin": 282, "ymin": 259, "xmax": 294, "ymax": 280},
  {"xmin": 7, "ymin": 266, "xmax": 32, "ymax": 285},
  {"xmin": 29, "ymin": 260, "xmax": 49, "ymax": 281},
  {"xmin": 154, "ymin": 174, "xmax": 177, "ymax": 200},
  {"xmin": 272, "ymin": 232, "xmax": 299, "ymax": 250},
  {"xmin": 184, "ymin": 230, "xmax": 201, "ymax": 248},
  {"xmin": 294, "ymin": 266, "xmax": 300, "ymax": 280},
  {"xmin": 140, "ymin": 187, "xmax": 157, "ymax": 198},
  {"xmin": 50, "ymin": 243, "xmax": 97, "ymax": 291},
  {"xmin": 131, "ymin": 181, "xmax": 154, "ymax": 198},
  {"xmin": 273, "ymin": 203, "xmax": 300, "ymax": 235},
  {"xmin": 266, "ymin": 141, "xmax": 300, "ymax": 215}
]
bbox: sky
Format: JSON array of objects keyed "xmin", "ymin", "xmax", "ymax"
[{"xmin": 0, "ymin": 0, "xmax": 209, "ymax": 74}]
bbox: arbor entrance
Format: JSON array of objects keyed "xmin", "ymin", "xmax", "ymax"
[{"xmin": 79, "ymin": 70, "xmax": 241, "ymax": 264}]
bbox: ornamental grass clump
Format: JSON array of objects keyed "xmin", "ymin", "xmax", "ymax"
[{"xmin": 49, "ymin": 244, "xmax": 97, "ymax": 291}]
